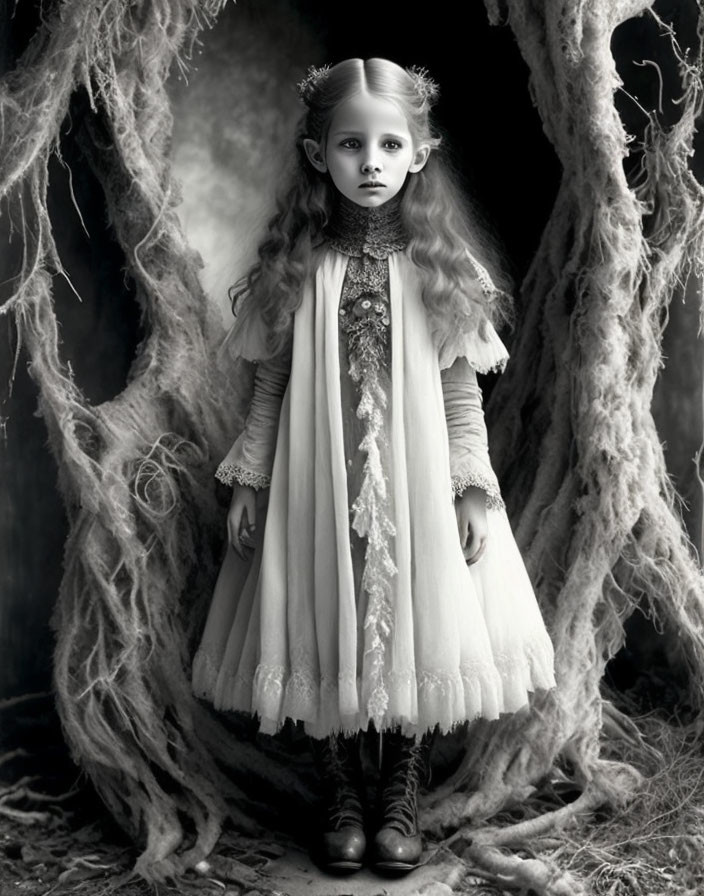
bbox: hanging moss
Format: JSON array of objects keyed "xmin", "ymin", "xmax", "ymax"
[
  {"xmin": 1, "ymin": 0, "xmax": 260, "ymax": 878},
  {"xmin": 429, "ymin": 1, "xmax": 704, "ymax": 889}
]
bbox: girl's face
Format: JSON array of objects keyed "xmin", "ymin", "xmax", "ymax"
[{"xmin": 304, "ymin": 92, "xmax": 429, "ymax": 208}]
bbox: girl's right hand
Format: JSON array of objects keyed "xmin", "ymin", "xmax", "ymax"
[{"xmin": 227, "ymin": 484, "xmax": 257, "ymax": 558}]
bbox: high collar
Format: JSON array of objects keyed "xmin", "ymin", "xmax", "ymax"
[{"xmin": 325, "ymin": 194, "xmax": 407, "ymax": 260}]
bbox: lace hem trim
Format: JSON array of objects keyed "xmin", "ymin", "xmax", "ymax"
[
  {"xmin": 452, "ymin": 471, "xmax": 505, "ymax": 511},
  {"xmin": 194, "ymin": 646, "xmax": 556, "ymax": 740},
  {"xmin": 214, "ymin": 461, "xmax": 270, "ymax": 490}
]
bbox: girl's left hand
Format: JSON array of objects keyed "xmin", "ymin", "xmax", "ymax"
[{"xmin": 455, "ymin": 485, "xmax": 488, "ymax": 565}]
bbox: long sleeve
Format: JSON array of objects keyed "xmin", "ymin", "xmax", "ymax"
[
  {"xmin": 215, "ymin": 348, "xmax": 291, "ymax": 490},
  {"xmin": 441, "ymin": 356, "xmax": 504, "ymax": 510}
]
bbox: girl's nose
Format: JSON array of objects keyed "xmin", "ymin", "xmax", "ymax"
[{"xmin": 361, "ymin": 159, "xmax": 382, "ymax": 174}]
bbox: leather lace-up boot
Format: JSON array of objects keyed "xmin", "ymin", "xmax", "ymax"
[
  {"xmin": 372, "ymin": 731, "xmax": 429, "ymax": 874},
  {"xmin": 310, "ymin": 733, "xmax": 366, "ymax": 874}
]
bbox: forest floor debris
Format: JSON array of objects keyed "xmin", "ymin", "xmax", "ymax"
[{"xmin": 1, "ymin": 704, "xmax": 704, "ymax": 896}]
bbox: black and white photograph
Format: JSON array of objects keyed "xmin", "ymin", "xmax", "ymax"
[{"xmin": 1, "ymin": 2, "xmax": 703, "ymax": 895}]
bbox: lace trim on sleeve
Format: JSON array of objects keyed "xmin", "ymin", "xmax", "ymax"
[
  {"xmin": 437, "ymin": 320, "xmax": 510, "ymax": 373},
  {"xmin": 452, "ymin": 471, "xmax": 505, "ymax": 511},
  {"xmin": 215, "ymin": 461, "xmax": 271, "ymax": 490},
  {"xmin": 469, "ymin": 354, "xmax": 510, "ymax": 376}
]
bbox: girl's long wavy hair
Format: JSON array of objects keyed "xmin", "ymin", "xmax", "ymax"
[{"xmin": 231, "ymin": 57, "xmax": 512, "ymax": 357}]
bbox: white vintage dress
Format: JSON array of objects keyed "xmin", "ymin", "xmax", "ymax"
[{"xmin": 192, "ymin": 200, "xmax": 555, "ymax": 739}]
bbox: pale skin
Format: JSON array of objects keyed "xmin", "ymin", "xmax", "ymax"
[{"xmin": 228, "ymin": 91, "xmax": 488, "ymax": 564}]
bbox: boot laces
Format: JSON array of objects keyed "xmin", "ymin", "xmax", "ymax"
[
  {"xmin": 322, "ymin": 737, "xmax": 363, "ymax": 829},
  {"xmin": 380, "ymin": 742, "xmax": 424, "ymax": 836}
]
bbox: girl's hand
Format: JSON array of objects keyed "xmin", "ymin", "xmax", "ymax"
[
  {"xmin": 227, "ymin": 484, "xmax": 257, "ymax": 558},
  {"xmin": 455, "ymin": 485, "xmax": 487, "ymax": 565}
]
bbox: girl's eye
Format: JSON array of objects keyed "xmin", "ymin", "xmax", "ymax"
[
  {"xmin": 383, "ymin": 140, "xmax": 402, "ymax": 150},
  {"xmin": 339, "ymin": 138, "xmax": 361, "ymax": 149}
]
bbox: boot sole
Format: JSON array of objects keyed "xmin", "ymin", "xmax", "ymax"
[
  {"xmin": 320, "ymin": 860, "xmax": 364, "ymax": 874},
  {"xmin": 372, "ymin": 860, "xmax": 420, "ymax": 875}
]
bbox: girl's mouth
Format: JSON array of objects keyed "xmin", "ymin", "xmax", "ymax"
[{"xmin": 360, "ymin": 182, "xmax": 385, "ymax": 188}]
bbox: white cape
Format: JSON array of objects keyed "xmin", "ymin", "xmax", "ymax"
[{"xmin": 193, "ymin": 251, "xmax": 555, "ymax": 738}]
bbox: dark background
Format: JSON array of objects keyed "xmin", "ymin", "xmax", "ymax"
[{"xmin": 1, "ymin": 0, "xmax": 701, "ymax": 719}]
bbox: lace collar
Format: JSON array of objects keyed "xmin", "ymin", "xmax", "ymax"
[{"xmin": 325, "ymin": 195, "xmax": 408, "ymax": 260}]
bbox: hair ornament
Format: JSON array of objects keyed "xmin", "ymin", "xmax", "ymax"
[
  {"xmin": 296, "ymin": 64, "xmax": 331, "ymax": 105},
  {"xmin": 406, "ymin": 65, "xmax": 440, "ymax": 108}
]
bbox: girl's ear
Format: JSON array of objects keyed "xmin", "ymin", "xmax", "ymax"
[
  {"xmin": 303, "ymin": 138, "xmax": 327, "ymax": 173},
  {"xmin": 409, "ymin": 144, "xmax": 431, "ymax": 173}
]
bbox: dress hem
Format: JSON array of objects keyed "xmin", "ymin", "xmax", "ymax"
[{"xmin": 191, "ymin": 640, "xmax": 556, "ymax": 741}]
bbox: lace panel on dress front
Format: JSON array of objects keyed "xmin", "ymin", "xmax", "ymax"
[{"xmin": 328, "ymin": 198, "xmax": 408, "ymax": 729}]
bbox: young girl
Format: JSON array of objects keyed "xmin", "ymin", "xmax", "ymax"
[{"xmin": 192, "ymin": 58, "xmax": 555, "ymax": 876}]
